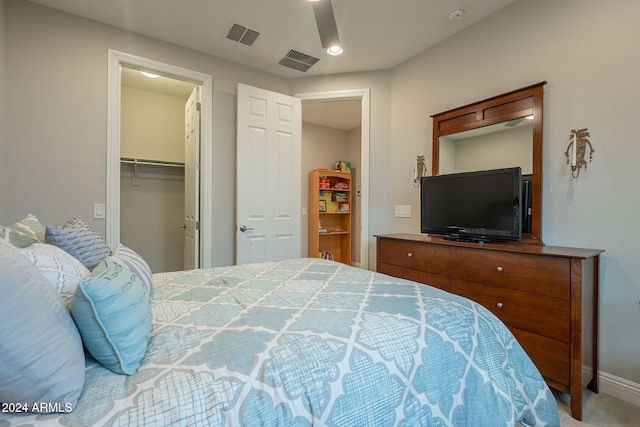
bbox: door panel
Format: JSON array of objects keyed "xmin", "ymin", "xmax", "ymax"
[
  {"xmin": 184, "ymin": 86, "xmax": 200, "ymax": 269},
  {"xmin": 236, "ymin": 84, "xmax": 301, "ymax": 264}
]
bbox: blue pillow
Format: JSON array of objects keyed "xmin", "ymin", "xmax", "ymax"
[
  {"xmin": 71, "ymin": 258, "xmax": 152, "ymax": 375},
  {"xmin": 46, "ymin": 218, "xmax": 111, "ymax": 270},
  {"xmin": 0, "ymin": 241, "xmax": 85, "ymax": 412}
]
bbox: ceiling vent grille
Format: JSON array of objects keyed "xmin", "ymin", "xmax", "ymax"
[
  {"xmin": 226, "ymin": 24, "xmax": 260, "ymax": 46},
  {"xmin": 278, "ymin": 50, "xmax": 320, "ymax": 72}
]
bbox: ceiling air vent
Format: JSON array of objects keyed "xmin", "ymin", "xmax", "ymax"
[
  {"xmin": 226, "ymin": 23, "xmax": 260, "ymax": 46},
  {"xmin": 279, "ymin": 50, "xmax": 320, "ymax": 72}
]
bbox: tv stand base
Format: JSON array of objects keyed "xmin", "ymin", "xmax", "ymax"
[{"xmin": 444, "ymin": 234, "xmax": 489, "ymax": 244}]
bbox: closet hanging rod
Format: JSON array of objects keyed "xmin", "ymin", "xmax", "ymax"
[{"xmin": 120, "ymin": 157, "xmax": 185, "ymax": 168}]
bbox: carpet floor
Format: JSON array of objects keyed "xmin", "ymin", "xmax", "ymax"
[{"xmin": 555, "ymin": 390, "xmax": 640, "ymax": 426}]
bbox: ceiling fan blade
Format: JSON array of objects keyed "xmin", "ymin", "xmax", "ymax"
[{"xmin": 311, "ymin": 0, "xmax": 340, "ymax": 48}]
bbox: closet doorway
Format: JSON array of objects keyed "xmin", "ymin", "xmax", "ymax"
[
  {"xmin": 106, "ymin": 50, "xmax": 214, "ymax": 272},
  {"xmin": 119, "ymin": 67, "xmax": 197, "ymax": 273}
]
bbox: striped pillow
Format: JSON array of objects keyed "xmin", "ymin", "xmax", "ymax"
[
  {"xmin": 110, "ymin": 244, "xmax": 153, "ymax": 293},
  {"xmin": 45, "ymin": 218, "xmax": 111, "ymax": 270}
]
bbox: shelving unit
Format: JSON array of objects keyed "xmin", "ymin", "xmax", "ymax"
[{"xmin": 309, "ymin": 168, "xmax": 352, "ymax": 265}]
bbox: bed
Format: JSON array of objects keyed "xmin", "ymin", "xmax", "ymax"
[
  {"xmin": 0, "ymin": 216, "xmax": 559, "ymax": 426},
  {"xmin": 1, "ymin": 260, "xmax": 560, "ymax": 426}
]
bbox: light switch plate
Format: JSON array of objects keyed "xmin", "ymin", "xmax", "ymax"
[
  {"xmin": 395, "ymin": 205, "xmax": 412, "ymax": 218},
  {"xmin": 93, "ymin": 203, "xmax": 106, "ymax": 219}
]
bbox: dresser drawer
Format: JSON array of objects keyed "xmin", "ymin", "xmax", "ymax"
[
  {"xmin": 451, "ymin": 278, "xmax": 570, "ymax": 342},
  {"xmin": 450, "ymin": 247, "xmax": 570, "ymax": 299},
  {"xmin": 378, "ymin": 262, "xmax": 450, "ymax": 291},
  {"xmin": 511, "ymin": 327, "xmax": 570, "ymax": 387},
  {"xmin": 378, "ymin": 239, "xmax": 449, "ymax": 275}
]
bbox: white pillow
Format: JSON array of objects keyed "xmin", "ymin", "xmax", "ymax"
[{"xmin": 19, "ymin": 243, "xmax": 90, "ymax": 308}]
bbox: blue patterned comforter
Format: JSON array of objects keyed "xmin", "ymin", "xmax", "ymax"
[{"xmin": 2, "ymin": 258, "xmax": 559, "ymax": 426}]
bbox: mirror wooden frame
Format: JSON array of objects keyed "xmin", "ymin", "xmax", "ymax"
[{"xmin": 431, "ymin": 81, "xmax": 547, "ymax": 245}]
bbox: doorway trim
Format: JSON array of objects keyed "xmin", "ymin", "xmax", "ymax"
[
  {"xmin": 295, "ymin": 89, "xmax": 370, "ymax": 270},
  {"xmin": 106, "ymin": 50, "xmax": 214, "ymax": 268}
]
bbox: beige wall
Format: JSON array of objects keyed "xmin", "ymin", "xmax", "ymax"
[
  {"xmin": 120, "ymin": 165, "xmax": 185, "ymax": 273},
  {"xmin": 121, "ymin": 87, "xmax": 187, "ymax": 163},
  {"xmin": 0, "ymin": 0, "xmax": 6, "ymax": 221},
  {"xmin": 347, "ymin": 127, "xmax": 362, "ymax": 265}
]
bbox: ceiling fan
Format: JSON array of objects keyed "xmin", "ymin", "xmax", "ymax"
[{"xmin": 310, "ymin": 0, "xmax": 343, "ymax": 55}]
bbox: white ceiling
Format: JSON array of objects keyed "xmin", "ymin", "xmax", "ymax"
[
  {"xmin": 302, "ymin": 100, "xmax": 362, "ymax": 131},
  {"xmin": 44, "ymin": 0, "xmax": 517, "ymax": 130},
  {"xmin": 121, "ymin": 67, "xmax": 196, "ymax": 99},
  {"xmin": 27, "ymin": 0, "xmax": 517, "ymax": 78}
]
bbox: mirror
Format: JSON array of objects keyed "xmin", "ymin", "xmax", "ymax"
[
  {"xmin": 432, "ymin": 82, "xmax": 546, "ymax": 244},
  {"xmin": 438, "ymin": 119, "xmax": 533, "ymax": 175}
]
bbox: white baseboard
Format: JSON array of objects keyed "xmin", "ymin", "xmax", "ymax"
[{"xmin": 598, "ymin": 370, "xmax": 640, "ymax": 407}]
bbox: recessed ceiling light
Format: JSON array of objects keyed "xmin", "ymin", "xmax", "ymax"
[
  {"xmin": 140, "ymin": 71, "xmax": 160, "ymax": 79},
  {"xmin": 327, "ymin": 45, "xmax": 343, "ymax": 56}
]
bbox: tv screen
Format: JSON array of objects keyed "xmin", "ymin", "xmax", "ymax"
[{"xmin": 420, "ymin": 167, "xmax": 522, "ymax": 242}]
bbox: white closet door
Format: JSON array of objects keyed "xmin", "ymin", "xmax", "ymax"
[{"xmin": 184, "ymin": 86, "xmax": 200, "ymax": 269}]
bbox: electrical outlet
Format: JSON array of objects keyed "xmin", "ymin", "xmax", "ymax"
[{"xmin": 395, "ymin": 205, "xmax": 412, "ymax": 218}]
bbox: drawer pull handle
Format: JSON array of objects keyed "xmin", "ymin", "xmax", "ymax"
[
  {"xmin": 496, "ymin": 302, "xmax": 504, "ymax": 309},
  {"xmin": 496, "ymin": 266, "xmax": 504, "ymax": 272},
  {"xmin": 407, "ymin": 252, "xmax": 413, "ymax": 257}
]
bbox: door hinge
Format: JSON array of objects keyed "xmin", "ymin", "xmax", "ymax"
[
  {"xmin": 195, "ymin": 221, "xmax": 200, "ymax": 231},
  {"xmin": 196, "ymin": 102, "xmax": 202, "ymax": 112}
]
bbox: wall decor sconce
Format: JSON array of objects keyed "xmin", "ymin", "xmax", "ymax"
[
  {"xmin": 565, "ymin": 128, "xmax": 594, "ymax": 178},
  {"xmin": 413, "ymin": 155, "xmax": 427, "ymax": 187}
]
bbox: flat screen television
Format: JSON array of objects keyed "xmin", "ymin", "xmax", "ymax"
[{"xmin": 420, "ymin": 167, "xmax": 522, "ymax": 242}]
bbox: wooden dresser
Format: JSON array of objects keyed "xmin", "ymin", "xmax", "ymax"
[{"xmin": 376, "ymin": 233, "xmax": 603, "ymax": 421}]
